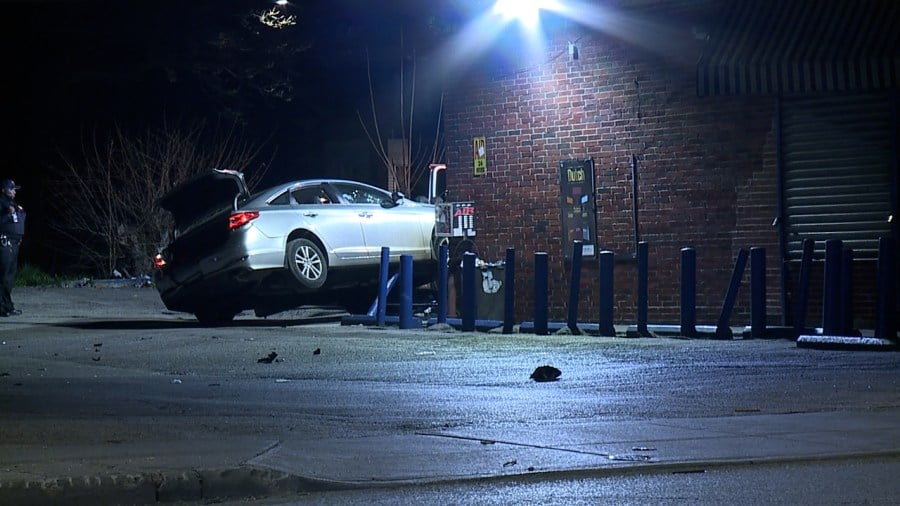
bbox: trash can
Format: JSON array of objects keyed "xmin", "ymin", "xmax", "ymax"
[{"xmin": 475, "ymin": 263, "xmax": 505, "ymax": 321}]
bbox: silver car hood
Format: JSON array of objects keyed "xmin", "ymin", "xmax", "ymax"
[{"xmin": 158, "ymin": 169, "xmax": 250, "ymax": 231}]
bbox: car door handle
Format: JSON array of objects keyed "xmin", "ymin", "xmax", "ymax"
[
  {"xmin": 358, "ymin": 212, "xmax": 372, "ymax": 218},
  {"xmin": 303, "ymin": 212, "xmax": 318, "ymax": 217}
]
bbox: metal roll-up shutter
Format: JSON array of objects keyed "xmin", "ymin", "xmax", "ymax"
[{"xmin": 782, "ymin": 93, "xmax": 893, "ymax": 260}]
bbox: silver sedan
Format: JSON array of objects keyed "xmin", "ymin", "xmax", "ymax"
[{"xmin": 153, "ymin": 170, "xmax": 436, "ymax": 324}]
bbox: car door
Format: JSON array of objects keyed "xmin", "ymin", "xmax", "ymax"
[
  {"xmin": 289, "ymin": 184, "xmax": 369, "ymax": 264},
  {"xmin": 329, "ymin": 182, "xmax": 427, "ymax": 260}
]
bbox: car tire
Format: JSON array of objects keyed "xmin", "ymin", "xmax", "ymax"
[
  {"xmin": 287, "ymin": 238, "xmax": 327, "ymax": 289},
  {"xmin": 194, "ymin": 307, "xmax": 237, "ymax": 326}
]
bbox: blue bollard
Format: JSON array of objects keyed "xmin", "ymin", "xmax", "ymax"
[
  {"xmin": 680, "ymin": 247, "xmax": 697, "ymax": 338},
  {"xmin": 840, "ymin": 248, "xmax": 855, "ymax": 335},
  {"xmin": 399, "ymin": 254, "xmax": 416, "ymax": 329},
  {"xmin": 534, "ymin": 252, "xmax": 549, "ymax": 335},
  {"xmin": 875, "ymin": 237, "xmax": 896, "ymax": 341},
  {"xmin": 750, "ymin": 247, "xmax": 767, "ymax": 339},
  {"xmin": 461, "ymin": 252, "xmax": 476, "ymax": 331},
  {"xmin": 599, "ymin": 250, "xmax": 616, "ymax": 336},
  {"xmin": 636, "ymin": 241, "xmax": 650, "ymax": 337},
  {"xmin": 376, "ymin": 247, "xmax": 390, "ymax": 326},
  {"xmin": 567, "ymin": 241, "xmax": 583, "ymax": 333},
  {"xmin": 822, "ymin": 239, "xmax": 843, "ymax": 335},
  {"xmin": 437, "ymin": 243, "xmax": 449, "ymax": 324},
  {"xmin": 503, "ymin": 247, "xmax": 516, "ymax": 334},
  {"xmin": 716, "ymin": 248, "xmax": 749, "ymax": 340},
  {"xmin": 794, "ymin": 238, "xmax": 814, "ymax": 334}
]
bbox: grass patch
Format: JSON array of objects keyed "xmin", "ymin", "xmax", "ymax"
[{"xmin": 15, "ymin": 264, "xmax": 77, "ymax": 287}]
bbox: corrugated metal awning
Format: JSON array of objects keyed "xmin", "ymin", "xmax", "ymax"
[{"xmin": 697, "ymin": 0, "xmax": 900, "ymax": 96}]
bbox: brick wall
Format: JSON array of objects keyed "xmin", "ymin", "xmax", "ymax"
[{"xmin": 442, "ymin": 26, "xmax": 876, "ymax": 328}]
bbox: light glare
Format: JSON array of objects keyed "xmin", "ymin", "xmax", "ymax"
[{"xmin": 494, "ymin": 0, "xmax": 542, "ymax": 26}]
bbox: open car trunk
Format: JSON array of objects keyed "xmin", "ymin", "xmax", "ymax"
[
  {"xmin": 158, "ymin": 169, "xmax": 250, "ymax": 236},
  {"xmin": 158, "ymin": 169, "xmax": 251, "ymax": 267}
]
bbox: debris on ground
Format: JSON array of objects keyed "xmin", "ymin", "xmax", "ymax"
[
  {"xmin": 530, "ymin": 365, "xmax": 561, "ymax": 382},
  {"xmin": 258, "ymin": 352, "xmax": 278, "ymax": 364}
]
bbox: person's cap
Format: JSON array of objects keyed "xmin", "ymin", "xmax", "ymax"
[{"xmin": 1, "ymin": 179, "xmax": 20, "ymax": 190}]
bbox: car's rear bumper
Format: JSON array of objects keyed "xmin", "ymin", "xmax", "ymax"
[{"xmin": 155, "ymin": 254, "xmax": 271, "ymax": 312}]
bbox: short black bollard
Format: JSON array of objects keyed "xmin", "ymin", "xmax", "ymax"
[
  {"xmin": 750, "ymin": 247, "xmax": 767, "ymax": 339},
  {"xmin": 822, "ymin": 239, "xmax": 843, "ymax": 335},
  {"xmin": 376, "ymin": 247, "xmax": 390, "ymax": 326},
  {"xmin": 534, "ymin": 252, "xmax": 549, "ymax": 335},
  {"xmin": 716, "ymin": 248, "xmax": 749, "ymax": 340},
  {"xmin": 875, "ymin": 237, "xmax": 896, "ymax": 341},
  {"xmin": 636, "ymin": 241, "xmax": 650, "ymax": 337},
  {"xmin": 503, "ymin": 247, "xmax": 516, "ymax": 334},
  {"xmin": 840, "ymin": 248, "xmax": 855, "ymax": 335},
  {"xmin": 598, "ymin": 250, "xmax": 616, "ymax": 336},
  {"xmin": 794, "ymin": 238, "xmax": 814, "ymax": 334},
  {"xmin": 680, "ymin": 247, "xmax": 697, "ymax": 338},
  {"xmin": 567, "ymin": 241, "xmax": 583, "ymax": 333},
  {"xmin": 461, "ymin": 252, "xmax": 476, "ymax": 331},
  {"xmin": 399, "ymin": 254, "xmax": 416, "ymax": 329},
  {"xmin": 437, "ymin": 243, "xmax": 449, "ymax": 324}
]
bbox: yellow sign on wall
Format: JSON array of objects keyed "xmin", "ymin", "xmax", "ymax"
[{"xmin": 473, "ymin": 136, "xmax": 487, "ymax": 176}]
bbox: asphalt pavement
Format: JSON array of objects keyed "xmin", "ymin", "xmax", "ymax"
[
  {"xmin": 0, "ymin": 286, "xmax": 898, "ymax": 505},
  {"xmin": 2, "ymin": 405, "xmax": 898, "ymax": 504}
]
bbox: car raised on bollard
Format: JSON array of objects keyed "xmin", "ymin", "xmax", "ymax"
[{"xmin": 153, "ymin": 169, "xmax": 437, "ymax": 325}]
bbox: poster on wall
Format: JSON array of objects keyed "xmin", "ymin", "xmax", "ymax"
[
  {"xmin": 559, "ymin": 158, "xmax": 597, "ymax": 258},
  {"xmin": 473, "ymin": 136, "xmax": 487, "ymax": 176}
]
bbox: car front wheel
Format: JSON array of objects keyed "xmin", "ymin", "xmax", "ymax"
[{"xmin": 287, "ymin": 238, "xmax": 327, "ymax": 289}]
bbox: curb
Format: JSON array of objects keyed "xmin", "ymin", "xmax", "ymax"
[
  {"xmin": 4, "ymin": 449, "xmax": 900, "ymax": 505},
  {"xmin": 0, "ymin": 467, "xmax": 360, "ymax": 506}
]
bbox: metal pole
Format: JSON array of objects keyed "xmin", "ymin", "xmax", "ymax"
[
  {"xmin": 399, "ymin": 254, "xmax": 415, "ymax": 329},
  {"xmin": 822, "ymin": 239, "xmax": 842, "ymax": 335},
  {"xmin": 599, "ymin": 250, "xmax": 616, "ymax": 336},
  {"xmin": 716, "ymin": 248, "xmax": 748, "ymax": 340},
  {"xmin": 534, "ymin": 252, "xmax": 549, "ymax": 335},
  {"xmin": 794, "ymin": 238, "xmax": 814, "ymax": 334},
  {"xmin": 437, "ymin": 243, "xmax": 448, "ymax": 324},
  {"xmin": 750, "ymin": 247, "xmax": 767, "ymax": 339},
  {"xmin": 376, "ymin": 247, "xmax": 390, "ymax": 326},
  {"xmin": 503, "ymin": 247, "xmax": 516, "ymax": 334},
  {"xmin": 680, "ymin": 247, "xmax": 697, "ymax": 338},
  {"xmin": 636, "ymin": 241, "xmax": 650, "ymax": 336},
  {"xmin": 461, "ymin": 252, "xmax": 476, "ymax": 331},
  {"xmin": 875, "ymin": 237, "xmax": 897, "ymax": 341},
  {"xmin": 567, "ymin": 241, "xmax": 583, "ymax": 333},
  {"xmin": 840, "ymin": 248, "xmax": 854, "ymax": 335}
]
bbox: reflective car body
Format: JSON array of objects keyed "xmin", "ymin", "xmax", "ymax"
[{"xmin": 153, "ymin": 169, "xmax": 436, "ymax": 324}]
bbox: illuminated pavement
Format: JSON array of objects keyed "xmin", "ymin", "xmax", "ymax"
[{"xmin": 0, "ymin": 287, "xmax": 897, "ymax": 504}]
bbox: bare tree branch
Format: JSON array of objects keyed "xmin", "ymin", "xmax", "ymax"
[
  {"xmin": 357, "ymin": 37, "xmax": 445, "ymax": 198},
  {"xmin": 49, "ymin": 122, "xmax": 269, "ymax": 277}
]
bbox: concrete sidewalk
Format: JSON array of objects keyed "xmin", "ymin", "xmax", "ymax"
[{"xmin": 2, "ymin": 408, "xmax": 898, "ymax": 504}]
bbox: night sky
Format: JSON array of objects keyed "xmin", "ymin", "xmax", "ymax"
[
  {"xmin": 3, "ymin": 0, "xmax": 470, "ymax": 271},
  {"xmin": 5, "ymin": 0, "xmax": 456, "ymax": 181}
]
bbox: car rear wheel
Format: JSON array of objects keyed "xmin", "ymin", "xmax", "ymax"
[{"xmin": 287, "ymin": 238, "xmax": 327, "ymax": 289}]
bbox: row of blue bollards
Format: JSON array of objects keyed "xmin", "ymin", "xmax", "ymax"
[{"xmin": 350, "ymin": 238, "xmax": 896, "ymax": 342}]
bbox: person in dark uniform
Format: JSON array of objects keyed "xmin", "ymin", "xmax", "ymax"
[{"xmin": 0, "ymin": 179, "xmax": 25, "ymax": 316}]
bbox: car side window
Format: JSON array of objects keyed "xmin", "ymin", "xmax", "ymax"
[
  {"xmin": 333, "ymin": 183, "xmax": 385, "ymax": 205},
  {"xmin": 268, "ymin": 191, "xmax": 291, "ymax": 206},
  {"xmin": 292, "ymin": 186, "xmax": 332, "ymax": 205}
]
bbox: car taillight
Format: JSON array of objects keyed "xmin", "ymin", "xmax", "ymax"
[
  {"xmin": 153, "ymin": 253, "xmax": 167, "ymax": 269},
  {"xmin": 229, "ymin": 211, "xmax": 260, "ymax": 231}
]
